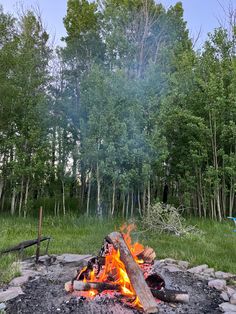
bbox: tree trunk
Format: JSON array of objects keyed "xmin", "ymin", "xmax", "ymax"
[
  {"xmin": 24, "ymin": 178, "xmax": 30, "ymax": 218},
  {"xmin": 86, "ymin": 177, "xmax": 91, "ymax": 216},
  {"xmin": 62, "ymin": 180, "xmax": 66, "ymax": 216},
  {"xmin": 111, "ymin": 180, "xmax": 116, "ymax": 216},
  {"xmin": 0, "ymin": 178, "xmax": 3, "ymax": 201},
  {"xmin": 131, "ymin": 190, "xmax": 134, "ymax": 217},
  {"xmin": 18, "ymin": 177, "xmax": 24, "ymax": 217},
  {"xmin": 96, "ymin": 162, "xmax": 102, "ymax": 218},
  {"xmin": 1, "ymin": 193, "xmax": 5, "ymax": 212},
  {"xmin": 11, "ymin": 187, "xmax": 16, "ymax": 216},
  {"xmin": 142, "ymin": 187, "xmax": 146, "ymax": 214},
  {"xmin": 209, "ymin": 111, "xmax": 222, "ymax": 221},
  {"xmin": 137, "ymin": 0, "xmax": 149, "ymax": 78},
  {"xmin": 137, "ymin": 189, "xmax": 142, "ymax": 217},
  {"xmin": 147, "ymin": 179, "xmax": 151, "ymax": 216},
  {"xmin": 122, "ymin": 193, "xmax": 125, "ymax": 218},
  {"xmin": 126, "ymin": 192, "xmax": 130, "ymax": 219},
  {"xmin": 54, "ymin": 200, "xmax": 57, "ymax": 217},
  {"xmin": 229, "ymin": 177, "xmax": 235, "ymax": 217}
]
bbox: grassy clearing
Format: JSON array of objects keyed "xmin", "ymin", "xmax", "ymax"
[{"xmin": 0, "ymin": 215, "xmax": 235, "ymax": 284}]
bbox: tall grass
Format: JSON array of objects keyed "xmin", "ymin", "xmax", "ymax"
[{"xmin": 0, "ymin": 215, "xmax": 235, "ymax": 284}]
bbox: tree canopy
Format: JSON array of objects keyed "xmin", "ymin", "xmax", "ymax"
[{"xmin": 0, "ymin": 1, "xmax": 235, "ymax": 220}]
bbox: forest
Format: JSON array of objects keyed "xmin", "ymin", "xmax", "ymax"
[{"xmin": 0, "ymin": 0, "xmax": 235, "ymax": 220}]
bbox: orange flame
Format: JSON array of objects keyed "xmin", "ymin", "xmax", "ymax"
[{"xmin": 74, "ymin": 224, "xmax": 145, "ymax": 308}]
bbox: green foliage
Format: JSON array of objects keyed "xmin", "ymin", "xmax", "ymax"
[{"xmin": 0, "ymin": 1, "xmax": 235, "ymax": 220}]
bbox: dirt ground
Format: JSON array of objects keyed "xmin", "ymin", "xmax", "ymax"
[{"xmin": 5, "ymin": 259, "xmax": 221, "ymax": 314}]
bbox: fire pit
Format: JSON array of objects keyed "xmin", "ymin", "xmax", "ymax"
[
  {"xmin": 4, "ymin": 224, "xmax": 223, "ymax": 314},
  {"xmin": 65, "ymin": 224, "xmax": 189, "ymax": 313}
]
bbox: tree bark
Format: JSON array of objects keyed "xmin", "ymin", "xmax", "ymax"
[
  {"xmin": 111, "ymin": 180, "xmax": 116, "ymax": 216},
  {"xmin": 24, "ymin": 178, "xmax": 30, "ymax": 218},
  {"xmin": 18, "ymin": 177, "xmax": 24, "ymax": 217},
  {"xmin": 62, "ymin": 180, "xmax": 66, "ymax": 216},
  {"xmin": 107, "ymin": 232, "xmax": 158, "ymax": 313},
  {"xmin": 138, "ymin": 190, "xmax": 142, "ymax": 217},
  {"xmin": 11, "ymin": 187, "xmax": 16, "ymax": 216},
  {"xmin": 131, "ymin": 190, "xmax": 134, "ymax": 217},
  {"xmin": 96, "ymin": 162, "xmax": 102, "ymax": 218},
  {"xmin": 126, "ymin": 192, "xmax": 130, "ymax": 219}
]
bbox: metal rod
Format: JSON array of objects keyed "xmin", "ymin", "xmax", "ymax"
[{"xmin": 36, "ymin": 206, "xmax": 43, "ymax": 263}]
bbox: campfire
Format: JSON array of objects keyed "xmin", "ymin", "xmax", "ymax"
[{"xmin": 65, "ymin": 224, "xmax": 189, "ymax": 313}]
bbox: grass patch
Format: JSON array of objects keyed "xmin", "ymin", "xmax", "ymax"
[
  {"xmin": 144, "ymin": 217, "xmax": 236, "ymax": 273},
  {"xmin": 0, "ymin": 215, "xmax": 235, "ymax": 284}
]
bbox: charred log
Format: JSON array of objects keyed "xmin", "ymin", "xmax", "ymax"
[{"xmin": 107, "ymin": 232, "xmax": 158, "ymax": 314}]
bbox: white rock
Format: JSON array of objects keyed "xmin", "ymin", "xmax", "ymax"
[
  {"xmin": 178, "ymin": 261, "xmax": 189, "ymax": 269},
  {"xmin": 219, "ymin": 302, "xmax": 236, "ymax": 312},
  {"xmin": 0, "ymin": 287, "xmax": 24, "ymax": 302},
  {"xmin": 208, "ymin": 279, "xmax": 226, "ymax": 291},
  {"xmin": 9, "ymin": 275, "xmax": 30, "ymax": 287},
  {"xmin": 57, "ymin": 254, "xmax": 92, "ymax": 267},
  {"xmin": 0, "ymin": 303, "xmax": 6, "ymax": 310},
  {"xmin": 215, "ymin": 271, "xmax": 235, "ymax": 280},
  {"xmin": 188, "ymin": 264, "xmax": 208, "ymax": 274},
  {"xmin": 163, "ymin": 265, "xmax": 183, "ymax": 272},
  {"xmin": 221, "ymin": 291, "xmax": 230, "ymax": 302},
  {"xmin": 164, "ymin": 258, "xmax": 177, "ymax": 264},
  {"xmin": 204, "ymin": 268, "xmax": 215, "ymax": 275},
  {"xmin": 230, "ymin": 293, "xmax": 236, "ymax": 305},
  {"xmin": 226, "ymin": 287, "xmax": 236, "ymax": 298}
]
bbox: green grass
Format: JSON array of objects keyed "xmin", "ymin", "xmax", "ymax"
[{"xmin": 0, "ymin": 215, "xmax": 235, "ymax": 285}]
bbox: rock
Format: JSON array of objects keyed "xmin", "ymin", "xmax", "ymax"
[
  {"xmin": 178, "ymin": 260, "xmax": 189, "ymax": 269},
  {"xmin": 215, "ymin": 271, "xmax": 236, "ymax": 280},
  {"xmin": 221, "ymin": 291, "xmax": 230, "ymax": 302},
  {"xmin": 219, "ymin": 302, "xmax": 236, "ymax": 312},
  {"xmin": 208, "ymin": 279, "xmax": 226, "ymax": 291},
  {"xmin": 9, "ymin": 275, "xmax": 30, "ymax": 287},
  {"xmin": 164, "ymin": 258, "xmax": 177, "ymax": 265},
  {"xmin": 226, "ymin": 287, "xmax": 236, "ymax": 298},
  {"xmin": 0, "ymin": 303, "xmax": 6, "ymax": 310},
  {"xmin": 0, "ymin": 287, "xmax": 24, "ymax": 302},
  {"xmin": 38, "ymin": 255, "xmax": 57, "ymax": 265},
  {"xmin": 203, "ymin": 268, "xmax": 215, "ymax": 275},
  {"xmin": 230, "ymin": 293, "xmax": 236, "ymax": 305},
  {"xmin": 9, "ymin": 269, "xmax": 38, "ymax": 287},
  {"xmin": 57, "ymin": 254, "xmax": 92, "ymax": 267},
  {"xmin": 163, "ymin": 265, "xmax": 183, "ymax": 272},
  {"xmin": 188, "ymin": 264, "xmax": 208, "ymax": 274},
  {"xmin": 153, "ymin": 260, "xmax": 165, "ymax": 269}
]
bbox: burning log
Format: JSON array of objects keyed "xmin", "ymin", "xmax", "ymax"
[
  {"xmin": 107, "ymin": 232, "xmax": 158, "ymax": 314},
  {"xmin": 151, "ymin": 288, "xmax": 189, "ymax": 304},
  {"xmin": 137, "ymin": 247, "xmax": 156, "ymax": 264},
  {"xmin": 65, "ymin": 280, "xmax": 120, "ymax": 293},
  {"xmin": 66, "ymin": 281, "xmax": 189, "ymax": 304}
]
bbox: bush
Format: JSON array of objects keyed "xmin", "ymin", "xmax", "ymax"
[{"xmin": 142, "ymin": 203, "xmax": 201, "ymax": 236}]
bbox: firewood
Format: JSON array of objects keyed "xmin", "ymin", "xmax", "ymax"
[
  {"xmin": 70, "ymin": 280, "xmax": 120, "ymax": 292},
  {"xmin": 65, "ymin": 281, "xmax": 189, "ymax": 304},
  {"xmin": 107, "ymin": 232, "xmax": 158, "ymax": 314},
  {"xmin": 137, "ymin": 246, "xmax": 156, "ymax": 263},
  {"xmin": 151, "ymin": 288, "xmax": 189, "ymax": 303}
]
